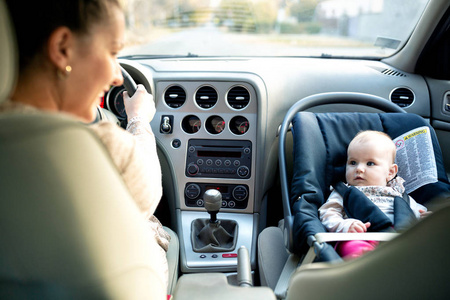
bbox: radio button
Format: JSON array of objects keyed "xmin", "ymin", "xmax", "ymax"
[
  {"xmin": 244, "ymin": 147, "xmax": 251, "ymax": 154},
  {"xmin": 224, "ymin": 160, "xmax": 231, "ymax": 166},
  {"xmin": 189, "ymin": 146, "xmax": 195, "ymax": 153},
  {"xmin": 206, "ymin": 159, "xmax": 213, "ymax": 166},
  {"xmin": 187, "ymin": 164, "xmax": 199, "ymax": 175},
  {"xmin": 215, "ymin": 159, "xmax": 222, "ymax": 166},
  {"xmin": 233, "ymin": 160, "xmax": 240, "ymax": 166},
  {"xmin": 197, "ymin": 159, "xmax": 204, "ymax": 165}
]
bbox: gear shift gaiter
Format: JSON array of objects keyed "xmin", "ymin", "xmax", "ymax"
[{"xmin": 191, "ymin": 189, "xmax": 238, "ymax": 253}]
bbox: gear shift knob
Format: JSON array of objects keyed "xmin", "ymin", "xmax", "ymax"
[{"xmin": 204, "ymin": 189, "xmax": 222, "ymax": 223}]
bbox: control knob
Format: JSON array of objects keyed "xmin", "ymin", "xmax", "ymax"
[
  {"xmin": 185, "ymin": 183, "xmax": 201, "ymax": 200},
  {"xmin": 232, "ymin": 185, "xmax": 248, "ymax": 201},
  {"xmin": 187, "ymin": 163, "xmax": 199, "ymax": 176}
]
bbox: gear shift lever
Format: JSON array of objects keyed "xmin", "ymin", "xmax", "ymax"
[
  {"xmin": 191, "ymin": 189, "xmax": 238, "ymax": 253},
  {"xmin": 204, "ymin": 189, "xmax": 222, "ymax": 223}
]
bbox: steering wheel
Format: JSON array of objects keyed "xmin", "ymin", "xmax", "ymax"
[
  {"xmin": 93, "ymin": 66, "xmax": 139, "ymax": 126},
  {"xmin": 278, "ymin": 92, "xmax": 406, "ymax": 253},
  {"xmin": 120, "ymin": 66, "xmax": 138, "ymax": 97}
]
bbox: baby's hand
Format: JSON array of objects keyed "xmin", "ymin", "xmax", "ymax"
[
  {"xmin": 348, "ymin": 221, "xmax": 371, "ymax": 233},
  {"xmin": 419, "ymin": 209, "xmax": 432, "ymax": 219}
]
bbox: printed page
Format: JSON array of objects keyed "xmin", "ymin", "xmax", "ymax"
[{"xmin": 393, "ymin": 126, "xmax": 437, "ymax": 194}]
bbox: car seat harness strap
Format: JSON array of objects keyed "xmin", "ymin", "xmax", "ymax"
[{"xmin": 333, "ymin": 181, "xmax": 416, "ymax": 232}]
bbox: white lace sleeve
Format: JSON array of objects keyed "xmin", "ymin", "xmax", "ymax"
[{"xmin": 126, "ymin": 116, "xmax": 162, "ymax": 219}]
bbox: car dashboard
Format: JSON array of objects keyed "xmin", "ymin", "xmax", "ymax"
[{"xmin": 105, "ymin": 55, "xmax": 450, "ymax": 274}]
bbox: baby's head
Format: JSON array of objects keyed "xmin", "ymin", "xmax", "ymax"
[{"xmin": 345, "ymin": 130, "xmax": 398, "ymax": 187}]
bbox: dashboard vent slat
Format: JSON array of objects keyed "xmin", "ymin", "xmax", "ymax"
[
  {"xmin": 195, "ymin": 86, "xmax": 218, "ymax": 108},
  {"xmin": 227, "ymin": 86, "xmax": 250, "ymax": 109},
  {"xmin": 164, "ymin": 85, "xmax": 186, "ymax": 108},
  {"xmin": 382, "ymin": 69, "xmax": 406, "ymax": 77},
  {"xmin": 390, "ymin": 87, "xmax": 414, "ymax": 108}
]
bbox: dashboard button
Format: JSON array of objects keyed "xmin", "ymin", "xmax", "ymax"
[
  {"xmin": 222, "ymin": 253, "xmax": 237, "ymax": 258},
  {"xmin": 172, "ymin": 139, "xmax": 181, "ymax": 148}
]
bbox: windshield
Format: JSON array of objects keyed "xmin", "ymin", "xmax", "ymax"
[{"xmin": 120, "ymin": 0, "xmax": 430, "ymax": 58}]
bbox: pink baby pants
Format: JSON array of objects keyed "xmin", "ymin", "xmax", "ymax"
[{"xmin": 335, "ymin": 240, "xmax": 379, "ymax": 259}]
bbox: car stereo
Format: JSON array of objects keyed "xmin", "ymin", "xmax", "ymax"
[{"xmin": 185, "ymin": 139, "xmax": 252, "ymax": 179}]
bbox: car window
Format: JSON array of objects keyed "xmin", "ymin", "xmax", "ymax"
[{"xmin": 120, "ymin": 0, "xmax": 430, "ymax": 58}]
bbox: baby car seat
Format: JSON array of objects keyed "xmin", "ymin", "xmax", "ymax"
[
  {"xmin": 289, "ymin": 111, "xmax": 450, "ymax": 255},
  {"xmin": 259, "ymin": 93, "xmax": 450, "ymax": 299}
]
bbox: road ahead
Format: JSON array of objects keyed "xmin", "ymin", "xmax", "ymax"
[{"xmin": 120, "ymin": 26, "xmax": 387, "ymax": 58}]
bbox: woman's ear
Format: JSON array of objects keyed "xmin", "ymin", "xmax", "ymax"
[
  {"xmin": 46, "ymin": 27, "xmax": 73, "ymax": 72},
  {"xmin": 388, "ymin": 163, "xmax": 398, "ymax": 182}
]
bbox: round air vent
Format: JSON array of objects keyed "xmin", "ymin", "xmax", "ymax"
[
  {"xmin": 195, "ymin": 86, "xmax": 218, "ymax": 109},
  {"xmin": 164, "ymin": 85, "xmax": 186, "ymax": 108},
  {"xmin": 227, "ymin": 86, "xmax": 250, "ymax": 109},
  {"xmin": 390, "ymin": 87, "xmax": 414, "ymax": 108}
]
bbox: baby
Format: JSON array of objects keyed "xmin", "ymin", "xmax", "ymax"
[{"xmin": 319, "ymin": 130, "xmax": 427, "ymax": 258}]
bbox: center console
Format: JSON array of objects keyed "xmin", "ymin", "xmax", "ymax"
[
  {"xmin": 148, "ymin": 77, "xmax": 259, "ymax": 273},
  {"xmin": 180, "ymin": 138, "xmax": 256, "ymax": 272}
]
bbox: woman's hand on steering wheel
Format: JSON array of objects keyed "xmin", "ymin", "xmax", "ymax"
[
  {"xmin": 123, "ymin": 85, "xmax": 156, "ymax": 123},
  {"xmin": 120, "ymin": 66, "xmax": 155, "ymax": 124}
]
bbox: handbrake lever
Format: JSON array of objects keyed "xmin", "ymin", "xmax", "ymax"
[{"xmin": 237, "ymin": 246, "xmax": 253, "ymax": 287}]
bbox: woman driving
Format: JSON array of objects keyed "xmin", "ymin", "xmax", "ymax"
[{"xmin": 3, "ymin": 0, "xmax": 174, "ymax": 295}]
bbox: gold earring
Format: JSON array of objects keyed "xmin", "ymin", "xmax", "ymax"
[{"xmin": 57, "ymin": 65, "xmax": 72, "ymax": 79}]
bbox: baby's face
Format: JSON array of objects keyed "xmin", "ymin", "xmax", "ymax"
[{"xmin": 345, "ymin": 141, "xmax": 396, "ymax": 186}]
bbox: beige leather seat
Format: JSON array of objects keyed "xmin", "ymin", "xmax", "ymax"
[{"xmin": 0, "ymin": 1, "xmax": 166, "ymax": 299}]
